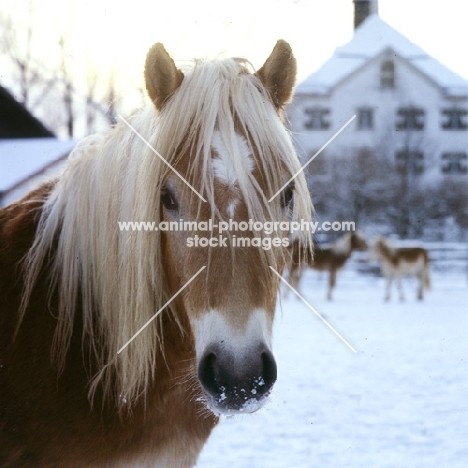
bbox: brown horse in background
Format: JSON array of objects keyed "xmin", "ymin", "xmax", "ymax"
[
  {"xmin": 372, "ymin": 237, "xmax": 431, "ymax": 301},
  {"xmin": 0, "ymin": 41, "xmax": 313, "ymax": 467},
  {"xmin": 288, "ymin": 231, "xmax": 367, "ymax": 300}
]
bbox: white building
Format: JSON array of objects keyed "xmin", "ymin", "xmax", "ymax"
[{"xmin": 288, "ymin": 0, "xmax": 468, "ymax": 180}]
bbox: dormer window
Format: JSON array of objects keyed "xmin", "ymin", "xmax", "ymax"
[{"xmin": 381, "ymin": 60, "xmax": 395, "ymax": 88}]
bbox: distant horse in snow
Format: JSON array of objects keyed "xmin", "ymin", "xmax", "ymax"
[
  {"xmin": 0, "ymin": 41, "xmax": 312, "ymax": 467},
  {"xmin": 372, "ymin": 237, "xmax": 431, "ymax": 301},
  {"xmin": 288, "ymin": 231, "xmax": 368, "ymax": 300}
]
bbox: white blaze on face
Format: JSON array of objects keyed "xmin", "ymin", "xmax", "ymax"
[
  {"xmin": 211, "ymin": 131, "xmax": 255, "ymax": 217},
  {"xmin": 192, "ymin": 309, "xmax": 273, "ymax": 363},
  {"xmin": 226, "ymin": 200, "xmax": 237, "ymax": 218}
]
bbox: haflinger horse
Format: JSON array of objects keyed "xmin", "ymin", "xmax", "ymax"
[
  {"xmin": 0, "ymin": 41, "xmax": 312, "ymax": 467},
  {"xmin": 372, "ymin": 236, "xmax": 431, "ymax": 301},
  {"xmin": 288, "ymin": 232, "xmax": 368, "ymax": 300}
]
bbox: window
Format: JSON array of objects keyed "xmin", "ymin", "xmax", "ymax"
[
  {"xmin": 381, "ymin": 60, "xmax": 395, "ymax": 88},
  {"xmin": 304, "ymin": 108, "xmax": 330, "ymax": 130},
  {"xmin": 441, "ymin": 109, "xmax": 468, "ymax": 130},
  {"xmin": 395, "ymin": 150, "xmax": 424, "ymax": 175},
  {"xmin": 357, "ymin": 108, "xmax": 374, "ymax": 130},
  {"xmin": 396, "ymin": 107, "xmax": 425, "ymax": 131},
  {"xmin": 441, "ymin": 153, "xmax": 467, "ymax": 174}
]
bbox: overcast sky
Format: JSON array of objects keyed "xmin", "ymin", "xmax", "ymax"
[{"xmin": 2, "ymin": 0, "xmax": 467, "ymax": 86}]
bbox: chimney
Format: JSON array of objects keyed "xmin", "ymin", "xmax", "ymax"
[{"xmin": 353, "ymin": 0, "xmax": 378, "ymax": 30}]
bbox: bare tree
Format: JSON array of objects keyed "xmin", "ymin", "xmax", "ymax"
[
  {"xmin": 0, "ymin": 5, "xmax": 44, "ymax": 108},
  {"xmin": 307, "ymin": 147, "xmax": 391, "ymax": 229},
  {"xmin": 58, "ymin": 35, "xmax": 74, "ymax": 138},
  {"xmin": 0, "ymin": 3, "xmax": 130, "ymax": 138}
]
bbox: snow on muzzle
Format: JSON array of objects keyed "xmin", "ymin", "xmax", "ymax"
[
  {"xmin": 198, "ymin": 343, "xmax": 277, "ymax": 413},
  {"xmin": 194, "ymin": 310, "xmax": 277, "ymax": 414}
]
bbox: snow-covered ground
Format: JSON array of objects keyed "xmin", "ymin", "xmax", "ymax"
[{"xmin": 197, "ymin": 269, "xmax": 468, "ymax": 467}]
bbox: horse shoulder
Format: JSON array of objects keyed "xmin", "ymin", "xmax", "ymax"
[
  {"xmin": 310, "ymin": 248, "xmax": 332, "ymax": 270},
  {"xmin": 1, "ymin": 189, "xmax": 217, "ymax": 465},
  {"xmin": 0, "ymin": 183, "xmax": 54, "ymax": 324},
  {"xmin": 0, "ymin": 183, "xmax": 52, "ymax": 258}
]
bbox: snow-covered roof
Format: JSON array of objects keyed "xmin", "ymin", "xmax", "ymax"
[
  {"xmin": 0, "ymin": 138, "xmax": 75, "ymax": 193},
  {"xmin": 296, "ymin": 14, "xmax": 468, "ymax": 97}
]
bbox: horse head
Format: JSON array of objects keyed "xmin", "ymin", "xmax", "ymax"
[{"xmin": 144, "ymin": 42, "xmax": 310, "ymax": 413}]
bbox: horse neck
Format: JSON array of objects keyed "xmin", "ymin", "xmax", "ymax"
[
  {"xmin": 331, "ymin": 233, "xmax": 352, "ymax": 258},
  {"xmin": 377, "ymin": 240, "xmax": 396, "ymax": 262}
]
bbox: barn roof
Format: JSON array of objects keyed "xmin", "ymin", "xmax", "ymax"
[
  {"xmin": 0, "ymin": 85, "xmax": 55, "ymax": 139},
  {"xmin": 0, "ymin": 138, "xmax": 75, "ymax": 195}
]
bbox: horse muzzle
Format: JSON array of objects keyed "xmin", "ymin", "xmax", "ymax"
[{"xmin": 198, "ymin": 343, "xmax": 277, "ymax": 414}]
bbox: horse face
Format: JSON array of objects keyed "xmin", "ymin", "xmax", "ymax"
[
  {"xmin": 145, "ymin": 40, "xmax": 302, "ymax": 414},
  {"xmin": 159, "ymin": 134, "xmax": 293, "ymax": 414}
]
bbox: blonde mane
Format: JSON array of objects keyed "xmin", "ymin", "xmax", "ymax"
[{"xmin": 19, "ymin": 57, "xmax": 312, "ymax": 411}]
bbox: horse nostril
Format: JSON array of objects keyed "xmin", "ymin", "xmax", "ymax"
[
  {"xmin": 198, "ymin": 346, "xmax": 277, "ymax": 412},
  {"xmin": 260, "ymin": 350, "xmax": 277, "ymax": 395},
  {"xmin": 198, "ymin": 352, "xmax": 219, "ymax": 395}
]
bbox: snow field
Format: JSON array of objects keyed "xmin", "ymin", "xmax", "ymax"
[{"xmin": 197, "ymin": 270, "xmax": 468, "ymax": 468}]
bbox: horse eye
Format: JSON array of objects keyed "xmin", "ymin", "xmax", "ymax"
[
  {"xmin": 161, "ymin": 189, "xmax": 178, "ymax": 211},
  {"xmin": 280, "ymin": 184, "xmax": 294, "ymax": 208}
]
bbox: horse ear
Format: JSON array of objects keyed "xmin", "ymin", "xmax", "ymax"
[
  {"xmin": 256, "ymin": 40, "xmax": 297, "ymax": 110},
  {"xmin": 144, "ymin": 43, "xmax": 184, "ymax": 110}
]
